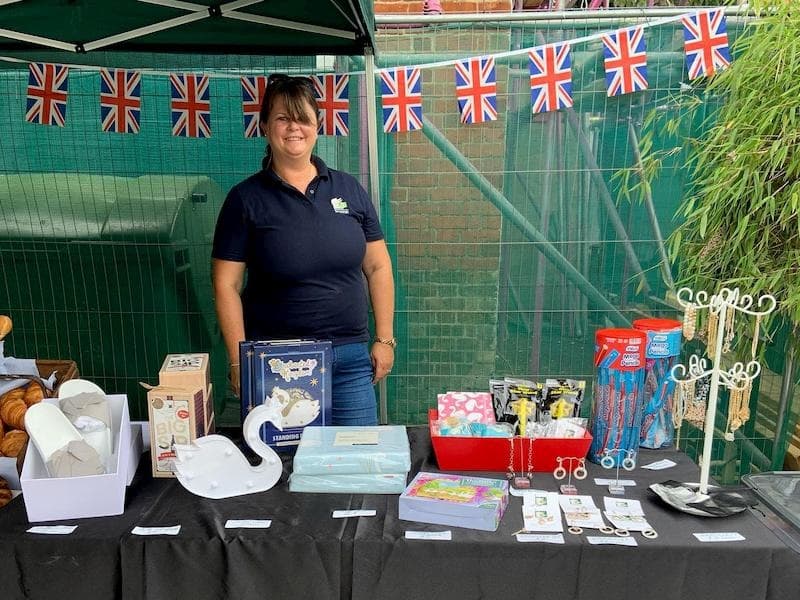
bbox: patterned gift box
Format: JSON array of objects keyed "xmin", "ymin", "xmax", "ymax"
[{"xmin": 436, "ymin": 391, "xmax": 496, "ymax": 424}]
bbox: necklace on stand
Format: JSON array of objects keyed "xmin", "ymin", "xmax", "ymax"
[
  {"xmin": 724, "ymin": 379, "xmax": 752, "ymax": 441},
  {"xmin": 507, "ymin": 422, "xmax": 534, "ymax": 490}
]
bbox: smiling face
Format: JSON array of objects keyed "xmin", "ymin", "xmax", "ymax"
[{"xmin": 261, "ymin": 96, "xmax": 319, "ymax": 164}]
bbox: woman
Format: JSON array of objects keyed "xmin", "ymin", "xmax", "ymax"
[{"xmin": 212, "ymin": 74, "xmax": 395, "ymax": 426}]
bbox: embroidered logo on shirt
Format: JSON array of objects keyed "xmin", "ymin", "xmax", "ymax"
[{"xmin": 330, "ymin": 197, "xmax": 349, "ymax": 214}]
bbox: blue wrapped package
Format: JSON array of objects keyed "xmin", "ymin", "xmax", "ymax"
[
  {"xmin": 292, "ymin": 426, "xmax": 410, "ymax": 475},
  {"xmin": 289, "ymin": 472, "xmax": 408, "ymax": 494}
]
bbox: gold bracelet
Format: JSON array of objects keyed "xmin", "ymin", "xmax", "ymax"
[
  {"xmin": 230, "ymin": 362, "xmax": 240, "ymax": 367},
  {"xmin": 374, "ymin": 337, "xmax": 397, "ymax": 349}
]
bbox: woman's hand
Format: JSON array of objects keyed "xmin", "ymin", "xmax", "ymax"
[
  {"xmin": 229, "ymin": 363, "xmax": 241, "ymax": 398},
  {"xmin": 371, "ymin": 342, "xmax": 394, "ymax": 383}
]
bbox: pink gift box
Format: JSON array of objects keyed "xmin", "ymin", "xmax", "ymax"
[{"xmin": 437, "ymin": 391, "xmax": 496, "ymax": 424}]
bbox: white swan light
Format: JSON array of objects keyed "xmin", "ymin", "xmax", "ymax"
[{"xmin": 172, "ymin": 399, "xmax": 284, "ymax": 499}]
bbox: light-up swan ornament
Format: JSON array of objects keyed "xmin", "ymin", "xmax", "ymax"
[{"xmin": 172, "ymin": 399, "xmax": 284, "ymax": 499}]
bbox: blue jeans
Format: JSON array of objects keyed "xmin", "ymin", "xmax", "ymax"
[{"xmin": 331, "ymin": 342, "xmax": 377, "ymax": 426}]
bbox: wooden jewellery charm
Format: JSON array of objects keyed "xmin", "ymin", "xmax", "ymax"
[
  {"xmin": 671, "ymin": 287, "xmax": 776, "ymax": 496},
  {"xmin": 553, "ymin": 456, "xmax": 587, "ymax": 495}
]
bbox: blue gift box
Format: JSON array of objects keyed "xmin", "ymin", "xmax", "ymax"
[{"xmin": 239, "ymin": 339, "xmax": 332, "ymax": 451}]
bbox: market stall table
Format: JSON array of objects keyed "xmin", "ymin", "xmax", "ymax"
[{"xmin": 1, "ymin": 427, "xmax": 798, "ymax": 600}]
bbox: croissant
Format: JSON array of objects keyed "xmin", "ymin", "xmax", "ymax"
[
  {"xmin": 0, "ymin": 315, "xmax": 11, "ymax": 341},
  {"xmin": 0, "ymin": 419, "xmax": 4, "ymax": 445},
  {"xmin": 0, "ymin": 398, "xmax": 26, "ymax": 431},
  {"xmin": 0, "ymin": 487, "xmax": 11, "ymax": 508},
  {"xmin": 23, "ymin": 383, "xmax": 45, "ymax": 407},
  {"xmin": 0, "ymin": 429, "xmax": 27, "ymax": 458},
  {"xmin": 0, "ymin": 387, "xmax": 25, "ymax": 410}
]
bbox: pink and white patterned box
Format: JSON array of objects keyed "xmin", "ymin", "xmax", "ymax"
[{"xmin": 437, "ymin": 391, "xmax": 496, "ymax": 424}]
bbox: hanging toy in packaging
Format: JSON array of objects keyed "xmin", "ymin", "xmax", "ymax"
[{"xmin": 589, "ymin": 329, "xmax": 647, "ymax": 467}]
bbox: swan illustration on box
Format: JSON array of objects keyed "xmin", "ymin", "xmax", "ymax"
[
  {"xmin": 172, "ymin": 397, "xmax": 284, "ymax": 499},
  {"xmin": 271, "ymin": 386, "xmax": 320, "ymax": 428}
]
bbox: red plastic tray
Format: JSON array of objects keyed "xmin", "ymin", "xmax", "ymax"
[{"xmin": 429, "ymin": 409, "xmax": 592, "ymax": 473}]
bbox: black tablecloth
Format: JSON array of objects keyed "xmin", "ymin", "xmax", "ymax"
[{"xmin": 1, "ymin": 427, "xmax": 798, "ymax": 600}]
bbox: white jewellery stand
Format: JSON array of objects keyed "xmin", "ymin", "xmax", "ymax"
[{"xmin": 671, "ymin": 287, "xmax": 776, "ymax": 496}]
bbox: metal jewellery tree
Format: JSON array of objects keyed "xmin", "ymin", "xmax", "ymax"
[{"xmin": 671, "ymin": 287, "xmax": 777, "ymax": 495}]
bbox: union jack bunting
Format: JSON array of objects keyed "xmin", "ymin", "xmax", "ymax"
[
  {"xmin": 241, "ymin": 75, "xmax": 267, "ymax": 138},
  {"xmin": 25, "ymin": 63, "xmax": 69, "ymax": 127},
  {"xmin": 601, "ymin": 26, "xmax": 648, "ymax": 97},
  {"xmin": 681, "ymin": 9, "xmax": 731, "ymax": 80},
  {"xmin": 454, "ymin": 56, "xmax": 498, "ymax": 125},
  {"xmin": 99, "ymin": 69, "xmax": 141, "ymax": 134},
  {"xmin": 528, "ymin": 43, "xmax": 573, "ymax": 114},
  {"xmin": 380, "ymin": 67, "xmax": 423, "ymax": 134},
  {"xmin": 170, "ymin": 73, "xmax": 211, "ymax": 138},
  {"xmin": 311, "ymin": 74, "xmax": 349, "ymax": 136}
]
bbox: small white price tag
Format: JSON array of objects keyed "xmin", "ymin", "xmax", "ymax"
[
  {"xmin": 332, "ymin": 509, "xmax": 377, "ymax": 519},
  {"xmin": 333, "ymin": 430, "xmax": 379, "ymax": 446},
  {"xmin": 225, "ymin": 519, "xmax": 272, "ymax": 529},
  {"xmin": 516, "ymin": 533, "xmax": 565, "ymax": 544},
  {"xmin": 641, "ymin": 459, "xmax": 677, "ymax": 470},
  {"xmin": 27, "ymin": 525, "xmax": 77, "ymax": 535},
  {"xmin": 405, "ymin": 530, "xmax": 452, "ymax": 541},
  {"xmin": 131, "ymin": 525, "xmax": 181, "ymax": 536},
  {"xmin": 594, "ymin": 478, "xmax": 636, "ymax": 486},
  {"xmin": 693, "ymin": 532, "xmax": 745, "ymax": 542},
  {"xmin": 586, "ymin": 536, "xmax": 638, "ymax": 546}
]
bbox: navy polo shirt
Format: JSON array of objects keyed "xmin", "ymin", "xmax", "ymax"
[{"xmin": 212, "ymin": 156, "xmax": 384, "ymax": 346}]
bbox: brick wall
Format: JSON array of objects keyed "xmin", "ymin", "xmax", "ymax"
[{"xmin": 376, "ymin": 24, "xmax": 510, "ymax": 422}]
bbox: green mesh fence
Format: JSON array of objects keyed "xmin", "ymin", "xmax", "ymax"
[{"xmin": 1, "ymin": 12, "xmax": 797, "ymax": 483}]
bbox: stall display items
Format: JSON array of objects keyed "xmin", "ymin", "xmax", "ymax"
[
  {"xmin": 437, "ymin": 391, "xmax": 495, "ymax": 424},
  {"xmin": 289, "ymin": 425, "xmax": 410, "ymax": 494},
  {"xmin": 589, "ymin": 329, "xmax": 646, "ymax": 467},
  {"xmin": 20, "ymin": 392, "xmax": 133, "ymax": 522},
  {"xmin": 158, "ymin": 353, "xmax": 214, "ymax": 433},
  {"xmin": 172, "ymin": 401, "xmax": 284, "ymax": 499},
  {"xmin": 240, "ymin": 339, "xmax": 332, "ymax": 451},
  {"xmin": 664, "ymin": 287, "xmax": 776, "ymax": 512},
  {"xmin": 633, "ymin": 319, "xmax": 682, "ymax": 449},
  {"xmin": 541, "ymin": 379, "xmax": 585, "ymax": 419},
  {"xmin": 399, "ymin": 472, "xmax": 509, "ymax": 532},
  {"xmin": 146, "ymin": 384, "xmax": 207, "ymax": 478}
]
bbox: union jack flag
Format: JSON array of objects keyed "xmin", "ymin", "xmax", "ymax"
[
  {"xmin": 601, "ymin": 26, "xmax": 648, "ymax": 97},
  {"xmin": 454, "ymin": 56, "xmax": 498, "ymax": 125},
  {"xmin": 311, "ymin": 74, "xmax": 349, "ymax": 136},
  {"xmin": 25, "ymin": 63, "xmax": 68, "ymax": 127},
  {"xmin": 682, "ymin": 9, "xmax": 731, "ymax": 80},
  {"xmin": 170, "ymin": 73, "xmax": 211, "ymax": 138},
  {"xmin": 241, "ymin": 75, "xmax": 267, "ymax": 138},
  {"xmin": 99, "ymin": 69, "xmax": 141, "ymax": 134},
  {"xmin": 380, "ymin": 67, "xmax": 423, "ymax": 134},
  {"xmin": 528, "ymin": 43, "xmax": 573, "ymax": 114}
]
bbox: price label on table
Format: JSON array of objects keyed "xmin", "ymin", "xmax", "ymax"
[
  {"xmin": 693, "ymin": 532, "xmax": 745, "ymax": 542},
  {"xmin": 132, "ymin": 525, "xmax": 181, "ymax": 536},
  {"xmin": 27, "ymin": 525, "xmax": 77, "ymax": 535},
  {"xmin": 405, "ymin": 531, "xmax": 452, "ymax": 541},
  {"xmin": 332, "ymin": 510, "xmax": 376, "ymax": 519},
  {"xmin": 225, "ymin": 519, "xmax": 272, "ymax": 529},
  {"xmin": 516, "ymin": 533, "xmax": 565, "ymax": 544}
]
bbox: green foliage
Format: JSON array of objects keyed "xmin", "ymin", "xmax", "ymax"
[{"xmin": 621, "ymin": 2, "xmax": 800, "ymax": 331}]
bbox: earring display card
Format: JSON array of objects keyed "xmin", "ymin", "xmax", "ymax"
[
  {"xmin": 239, "ymin": 339, "xmax": 332, "ymax": 451},
  {"xmin": 522, "ymin": 491, "xmax": 563, "ymax": 532},
  {"xmin": 558, "ymin": 494, "xmax": 607, "ymax": 530}
]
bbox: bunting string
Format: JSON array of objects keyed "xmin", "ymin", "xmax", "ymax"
[{"xmin": 0, "ymin": 9, "xmax": 731, "ymax": 138}]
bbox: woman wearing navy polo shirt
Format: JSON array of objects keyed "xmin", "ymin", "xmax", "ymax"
[{"xmin": 211, "ymin": 74, "xmax": 395, "ymax": 426}]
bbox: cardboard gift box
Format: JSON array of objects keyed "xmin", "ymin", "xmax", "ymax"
[
  {"xmin": 292, "ymin": 425, "xmax": 410, "ymax": 475},
  {"xmin": 399, "ymin": 472, "xmax": 509, "ymax": 532},
  {"xmin": 158, "ymin": 353, "xmax": 210, "ymax": 392},
  {"xmin": 20, "ymin": 394, "xmax": 132, "ymax": 522},
  {"xmin": 240, "ymin": 339, "xmax": 332, "ymax": 451},
  {"xmin": 146, "ymin": 384, "xmax": 208, "ymax": 478}
]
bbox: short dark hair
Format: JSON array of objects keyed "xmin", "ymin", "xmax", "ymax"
[{"xmin": 259, "ymin": 74, "xmax": 318, "ymax": 129}]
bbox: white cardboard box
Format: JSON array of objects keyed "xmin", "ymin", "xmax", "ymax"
[{"xmin": 20, "ymin": 394, "xmax": 132, "ymax": 522}]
